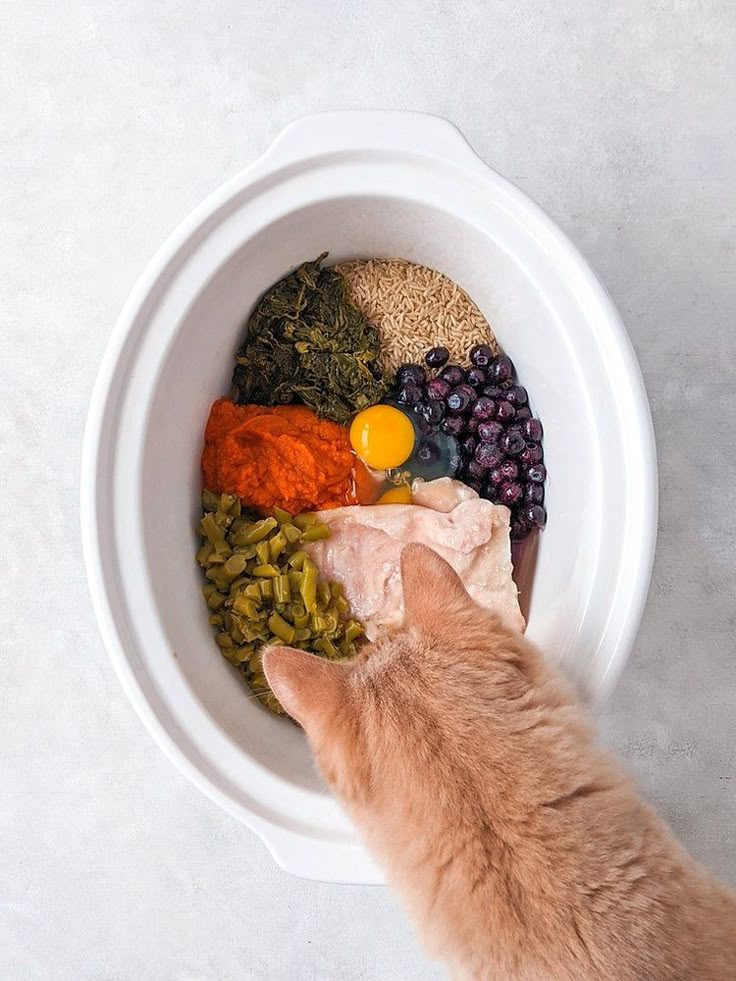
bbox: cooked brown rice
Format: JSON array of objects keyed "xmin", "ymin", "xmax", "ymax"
[{"xmin": 335, "ymin": 258, "xmax": 499, "ymax": 374}]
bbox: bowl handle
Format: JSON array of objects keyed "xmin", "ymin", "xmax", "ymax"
[
  {"xmin": 255, "ymin": 109, "xmax": 487, "ymax": 173},
  {"xmin": 255, "ymin": 819, "xmax": 385, "ymax": 885}
]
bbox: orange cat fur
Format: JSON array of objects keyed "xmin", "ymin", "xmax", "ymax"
[{"xmin": 264, "ymin": 544, "xmax": 736, "ymax": 980}]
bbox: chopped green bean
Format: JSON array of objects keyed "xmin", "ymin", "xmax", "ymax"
[
  {"xmin": 243, "ymin": 622, "xmax": 265, "ymax": 643},
  {"xmin": 344, "ymin": 620, "xmax": 364, "ymax": 644},
  {"xmin": 224, "ymin": 646, "xmax": 249, "ymax": 664},
  {"xmin": 233, "ymin": 594, "xmax": 261, "ymax": 619},
  {"xmin": 287, "ymin": 549, "xmax": 308, "ymax": 570},
  {"xmin": 335, "ymin": 596, "xmax": 350, "ymax": 615},
  {"xmin": 269, "ymin": 531, "xmax": 287, "ymax": 563},
  {"xmin": 205, "ymin": 588, "xmax": 227, "ymax": 610},
  {"xmin": 196, "ymin": 543, "xmax": 214, "ymax": 565},
  {"xmin": 205, "ymin": 548, "xmax": 231, "ymax": 566},
  {"xmin": 231, "ymin": 545, "xmax": 258, "ymax": 560},
  {"xmin": 315, "ymin": 636, "xmax": 338, "ymax": 658},
  {"xmin": 292, "ymin": 609, "xmax": 309, "ymax": 629},
  {"xmin": 239, "ymin": 517, "xmax": 278, "ymax": 544},
  {"xmin": 222, "ymin": 494, "xmax": 240, "ymax": 517},
  {"xmin": 251, "ymin": 671, "xmax": 269, "ymax": 690},
  {"xmin": 253, "ymin": 563, "xmax": 280, "ymax": 578},
  {"xmin": 300, "ymin": 559, "xmax": 318, "ymax": 613},
  {"xmin": 274, "ymin": 574, "xmax": 291, "ymax": 605},
  {"xmin": 202, "ymin": 489, "xmax": 221, "ymax": 512},
  {"xmin": 301, "ymin": 523, "xmax": 330, "ymax": 543},
  {"xmin": 223, "ymin": 554, "xmax": 248, "ymax": 578},
  {"xmin": 282, "ymin": 523, "xmax": 301, "ymax": 543},
  {"xmin": 311, "ymin": 614, "xmax": 329, "ymax": 634},
  {"xmin": 268, "ymin": 612, "xmax": 296, "ymax": 644},
  {"xmin": 201, "ymin": 512, "xmax": 226, "ymax": 546}
]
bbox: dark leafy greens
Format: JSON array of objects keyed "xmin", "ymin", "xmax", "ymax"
[{"xmin": 231, "ymin": 254, "xmax": 387, "ymax": 425}]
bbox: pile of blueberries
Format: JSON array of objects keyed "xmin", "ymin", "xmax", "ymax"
[{"xmin": 390, "ymin": 344, "xmax": 546, "ymax": 540}]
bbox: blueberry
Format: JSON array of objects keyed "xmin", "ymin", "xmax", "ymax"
[
  {"xmin": 488, "ymin": 355, "xmax": 514, "ymax": 385},
  {"xmin": 440, "ymin": 415, "xmax": 464, "ymax": 436},
  {"xmin": 519, "ymin": 441, "xmax": 543, "ymax": 467},
  {"xmin": 475, "ymin": 442, "xmax": 504, "ymax": 469},
  {"xmin": 396, "ymin": 383, "xmax": 423, "ymax": 405},
  {"xmin": 439, "ymin": 364, "xmax": 465, "ymax": 387},
  {"xmin": 482, "ymin": 384, "xmax": 505, "ymax": 400},
  {"xmin": 498, "ymin": 459, "xmax": 519, "ymax": 482},
  {"xmin": 447, "ymin": 388, "xmax": 472, "ymax": 414},
  {"xmin": 472, "ymin": 396, "xmax": 496, "ymax": 421},
  {"xmin": 426, "ymin": 378, "xmax": 451, "ymax": 401},
  {"xmin": 524, "ymin": 482, "xmax": 545, "ymax": 505},
  {"xmin": 465, "ymin": 416, "xmax": 480, "ymax": 433},
  {"xmin": 469, "ymin": 344, "xmax": 494, "ymax": 368},
  {"xmin": 506, "ymin": 385, "xmax": 528, "ymax": 408},
  {"xmin": 462, "ymin": 435, "xmax": 478, "ymax": 457},
  {"xmin": 524, "ymin": 418, "xmax": 543, "ymax": 442},
  {"xmin": 510, "ymin": 516, "xmax": 531, "ymax": 541},
  {"xmin": 477, "ymin": 420, "xmax": 504, "ymax": 443},
  {"xmin": 524, "ymin": 504, "xmax": 547, "ymax": 528},
  {"xmin": 397, "ymin": 363, "xmax": 426, "ymax": 387},
  {"xmin": 481, "ymin": 482, "xmax": 501, "ymax": 503},
  {"xmin": 526, "ymin": 463, "xmax": 547, "ymax": 484},
  {"xmin": 499, "ymin": 481, "xmax": 524, "ymax": 506},
  {"xmin": 422, "ymin": 399, "xmax": 445, "ymax": 425},
  {"xmin": 488, "ymin": 466, "xmax": 505, "ymax": 486},
  {"xmin": 425, "ymin": 346, "xmax": 450, "ymax": 369},
  {"xmin": 465, "ymin": 367, "xmax": 487, "ymax": 388},
  {"xmin": 466, "ymin": 459, "xmax": 487, "ymax": 481},
  {"xmin": 411, "ymin": 404, "xmax": 431, "ymax": 434},
  {"xmin": 495, "ymin": 400, "xmax": 516, "ymax": 422},
  {"xmin": 455, "ymin": 383, "xmax": 477, "ymax": 403},
  {"xmin": 502, "ymin": 431, "xmax": 526, "ymax": 456}
]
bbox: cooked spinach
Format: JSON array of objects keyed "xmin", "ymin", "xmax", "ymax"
[{"xmin": 230, "ymin": 254, "xmax": 387, "ymax": 425}]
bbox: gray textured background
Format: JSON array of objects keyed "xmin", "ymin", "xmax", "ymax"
[{"xmin": 2, "ymin": 2, "xmax": 734, "ymax": 979}]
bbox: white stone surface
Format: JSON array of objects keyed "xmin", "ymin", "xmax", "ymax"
[{"xmin": 1, "ymin": 2, "xmax": 734, "ymax": 978}]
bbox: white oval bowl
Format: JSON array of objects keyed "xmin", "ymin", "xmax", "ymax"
[{"xmin": 81, "ymin": 111, "xmax": 657, "ymax": 884}]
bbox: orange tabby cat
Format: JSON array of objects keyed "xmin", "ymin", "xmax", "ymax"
[{"xmin": 264, "ymin": 544, "xmax": 736, "ymax": 980}]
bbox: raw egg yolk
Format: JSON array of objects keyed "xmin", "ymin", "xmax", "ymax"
[
  {"xmin": 376, "ymin": 485, "xmax": 413, "ymax": 505},
  {"xmin": 349, "ymin": 405, "xmax": 415, "ymax": 471}
]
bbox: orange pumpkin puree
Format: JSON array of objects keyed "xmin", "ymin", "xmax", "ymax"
[{"xmin": 202, "ymin": 398, "xmax": 374, "ymax": 515}]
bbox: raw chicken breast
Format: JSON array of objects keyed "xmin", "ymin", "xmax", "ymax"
[
  {"xmin": 411, "ymin": 475, "xmax": 481, "ymax": 513},
  {"xmin": 307, "ymin": 478, "xmax": 524, "ymax": 640}
]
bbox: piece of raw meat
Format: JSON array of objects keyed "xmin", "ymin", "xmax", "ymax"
[{"xmin": 306, "ymin": 478, "xmax": 524, "ymax": 640}]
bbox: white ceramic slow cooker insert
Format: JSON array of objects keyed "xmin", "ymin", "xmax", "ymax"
[{"xmin": 81, "ymin": 111, "xmax": 657, "ymax": 884}]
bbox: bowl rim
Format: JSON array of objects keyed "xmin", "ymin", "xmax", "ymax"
[{"xmin": 81, "ymin": 109, "xmax": 658, "ymax": 883}]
